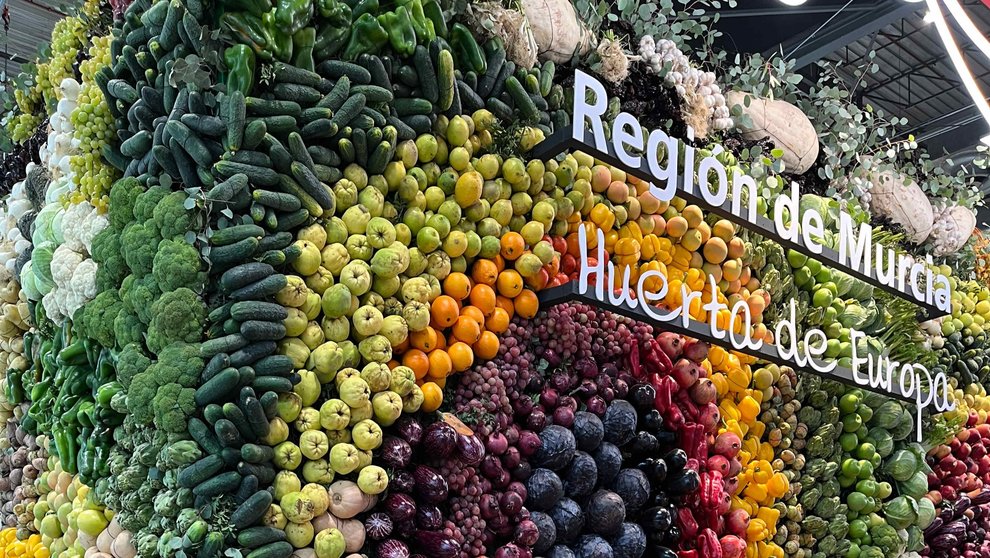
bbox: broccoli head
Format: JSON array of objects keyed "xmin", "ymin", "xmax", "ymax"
[
  {"xmin": 114, "ymin": 307, "xmax": 144, "ymax": 348},
  {"xmin": 109, "ymin": 177, "xmax": 144, "ymax": 230},
  {"xmin": 92, "ymin": 227, "xmax": 127, "ymax": 292},
  {"xmin": 152, "ymin": 383, "xmax": 196, "ymax": 434},
  {"xmin": 132, "ymin": 185, "xmax": 169, "ymax": 224},
  {"xmin": 149, "ymin": 342, "xmax": 203, "ymax": 388},
  {"xmin": 121, "ymin": 223, "xmax": 162, "ymax": 277},
  {"xmin": 153, "ymin": 238, "xmax": 205, "ymax": 293},
  {"xmin": 120, "ymin": 274, "xmax": 162, "ymax": 325},
  {"xmin": 147, "ymin": 288, "xmax": 205, "ymax": 355},
  {"xmin": 78, "ymin": 290, "xmax": 123, "ymax": 348},
  {"xmin": 117, "ymin": 342, "xmax": 152, "ymax": 389},
  {"xmin": 153, "ymin": 191, "xmax": 195, "ymax": 240},
  {"xmin": 127, "ymin": 372, "xmax": 159, "ymax": 425}
]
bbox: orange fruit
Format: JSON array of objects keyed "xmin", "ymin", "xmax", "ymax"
[
  {"xmin": 452, "ymin": 316, "xmax": 482, "ymax": 344},
  {"xmin": 387, "ymin": 360, "xmax": 399, "ymax": 370},
  {"xmin": 460, "ymin": 305, "xmax": 486, "ymax": 325},
  {"xmin": 469, "ymin": 284, "xmax": 497, "ymax": 316},
  {"xmin": 434, "ymin": 333, "xmax": 447, "ymax": 350},
  {"xmin": 474, "ymin": 331, "xmax": 500, "ymax": 359},
  {"xmin": 496, "ymin": 296, "xmax": 515, "ymax": 319},
  {"xmin": 410, "ymin": 327, "xmax": 439, "ymax": 352},
  {"xmin": 472, "ymin": 259, "xmax": 499, "ymax": 286},
  {"xmin": 500, "ymin": 232, "xmax": 525, "ymax": 260},
  {"xmin": 427, "ymin": 350, "xmax": 452, "ymax": 378},
  {"xmin": 485, "ymin": 307, "xmax": 510, "ymax": 333},
  {"xmin": 493, "ymin": 254, "xmax": 506, "ymax": 272},
  {"xmin": 443, "ymin": 272, "xmax": 472, "ymax": 300},
  {"xmin": 496, "ymin": 270, "xmax": 524, "ymax": 297},
  {"xmin": 402, "ymin": 349, "xmax": 431, "ymax": 379},
  {"xmin": 514, "ymin": 289, "xmax": 539, "ymax": 319},
  {"xmin": 421, "ymin": 381, "xmax": 444, "ymax": 413},
  {"xmin": 448, "ymin": 342, "xmax": 474, "ymax": 372},
  {"xmin": 431, "ymin": 295, "xmax": 460, "ymax": 328}
]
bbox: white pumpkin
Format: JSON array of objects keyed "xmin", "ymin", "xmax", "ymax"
[
  {"xmin": 867, "ymin": 168, "xmax": 935, "ymax": 244},
  {"xmin": 519, "ymin": 0, "xmax": 595, "ymax": 64},
  {"xmin": 726, "ymin": 91, "xmax": 820, "ymax": 175},
  {"xmin": 931, "ymin": 204, "xmax": 977, "ymax": 255}
]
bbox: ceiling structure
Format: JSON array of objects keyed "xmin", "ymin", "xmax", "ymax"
[{"xmin": 0, "ymin": 0, "xmax": 66, "ymax": 79}]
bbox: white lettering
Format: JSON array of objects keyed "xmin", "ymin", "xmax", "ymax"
[
  {"xmin": 613, "ymin": 112, "xmax": 643, "ymax": 169},
  {"xmin": 572, "ymin": 70, "xmax": 608, "ymax": 150}
]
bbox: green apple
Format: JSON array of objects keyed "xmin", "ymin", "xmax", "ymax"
[
  {"xmin": 277, "ymin": 393, "xmax": 303, "ymax": 423},
  {"xmin": 274, "ymin": 441, "xmax": 303, "ymax": 470},
  {"xmin": 372, "ymin": 391, "xmax": 403, "ymax": 426},
  {"xmin": 345, "ymin": 234, "xmax": 373, "ymax": 261},
  {"xmin": 328, "ymin": 443, "xmax": 361, "ymax": 475},
  {"xmin": 402, "ymin": 301, "xmax": 430, "ymax": 331},
  {"xmin": 314, "ymin": 528, "xmax": 346, "ymax": 558},
  {"xmin": 299, "ymin": 429, "xmax": 330, "ymax": 460},
  {"xmin": 324, "ymin": 217, "xmax": 349, "ymax": 244},
  {"xmin": 294, "ymin": 407, "xmax": 321, "ymax": 432},
  {"xmin": 359, "ymin": 334, "xmax": 392, "ymax": 363},
  {"xmin": 365, "ymin": 217, "xmax": 396, "ymax": 249},
  {"xmin": 322, "ymin": 284, "xmax": 352, "ymax": 319},
  {"xmin": 274, "ymin": 471, "xmax": 302, "ymax": 501},
  {"xmin": 380, "ymin": 315, "xmax": 408, "ymax": 346},
  {"xmin": 338, "ymin": 377, "xmax": 371, "ymax": 408},
  {"xmin": 348, "ymin": 400, "xmax": 373, "ymax": 426},
  {"xmin": 319, "ymin": 399, "xmax": 350, "ymax": 431},
  {"xmin": 340, "ymin": 262, "xmax": 372, "ymax": 295},
  {"xmin": 321, "ymin": 243, "xmax": 350, "ymax": 276},
  {"xmin": 321, "ymin": 315, "xmax": 349, "ymax": 342},
  {"xmin": 352, "ymin": 305, "xmax": 384, "ymax": 337},
  {"xmin": 351, "ymin": 419, "xmax": 383, "ymax": 451},
  {"xmin": 356, "ymin": 465, "xmax": 389, "ymax": 495},
  {"xmin": 360, "ymin": 362, "xmax": 392, "ymax": 392}
]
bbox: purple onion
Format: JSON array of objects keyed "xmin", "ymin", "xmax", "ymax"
[
  {"xmin": 575, "ymin": 358, "xmax": 598, "ymax": 379},
  {"xmin": 514, "ymin": 519, "xmax": 540, "ymax": 546},
  {"xmin": 502, "ymin": 446, "xmax": 521, "ymax": 470},
  {"xmin": 487, "ymin": 433, "xmax": 509, "ymax": 455}
]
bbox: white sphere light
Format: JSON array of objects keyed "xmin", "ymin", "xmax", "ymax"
[{"xmin": 778, "ymin": 0, "xmax": 808, "ymax": 5}]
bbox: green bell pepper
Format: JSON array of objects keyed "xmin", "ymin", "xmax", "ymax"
[
  {"xmin": 450, "ymin": 22, "xmax": 485, "ymax": 74},
  {"xmin": 221, "ymin": 0, "xmax": 273, "ymax": 17},
  {"xmin": 351, "ymin": 0, "xmax": 378, "ymax": 20},
  {"xmin": 274, "ymin": 0, "xmax": 313, "ymax": 34},
  {"xmin": 220, "ymin": 12, "xmax": 271, "ymax": 58},
  {"xmin": 314, "ymin": 13, "xmax": 352, "ymax": 60},
  {"xmin": 5, "ymin": 369, "xmax": 23, "ymax": 405},
  {"xmin": 422, "ymin": 0, "xmax": 446, "ymax": 38},
  {"xmin": 263, "ymin": 10, "xmax": 295, "ymax": 61},
  {"xmin": 343, "ymin": 13, "xmax": 388, "ymax": 60},
  {"xmin": 292, "ymin": 27, "xmax": 316, "ymax": 72},
  {"xmin": 225, "ymin": 44, "xmax": 256, "ymax": 96},
  {"xmin": 378, "ymin": 7, "xmax": 417, "ymax": 57},
  {"xmin": 406, "ymin": 0, "xmax": 434, "ymax": 43}
]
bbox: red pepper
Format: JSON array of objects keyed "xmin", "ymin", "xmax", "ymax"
[
  {"xmin": 679, "ymin": 551, "xmax": 700, "ymax": 558},
  {"xmin": 678, "ymin": 507, "xmax": 700, "ymax": 540},
  {"xmin": 700, "ymin": 471, "xmax": 725, "ymax": 511},
  {"xmin": 664, "ymin": 402, "xmax": 685, "ymax": 430},
  {"xmin": 653, "ymin": 374, "xmax": 673, "ymax": 413},
  {"xmin": 681, "ymin": 423, "xmax": 708, "ymax": 463},
  {"xmin": 650, "ymin": 337, "xmax": 674, "ymax": 371},
  {"xmin": 698, "ymin": 529, "xmax": 723, "ymax": 558},
  {"xmin": 629, "ymin": 338, "xmax": 643, "ymax": 379},
  {"xmin": 676, "ymin": 389, "xmax": 700, "ymax": 421}
]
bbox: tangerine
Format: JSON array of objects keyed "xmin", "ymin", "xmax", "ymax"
[
  {"xmin": 443, "ymin": 272, "xmax": 472, "ymax": 300},
  {"xmin": 485, "ymin": 307, "xmax": 510, "ymax": 333},
  {"xmin": 496, "ymin": 270, "xmax": 524, "ymax": 297},
  {"xmin": 402, "ymin": 349, "xmax": 431, "ymax": 379},
  {"xmin": 474, "ymin": 331, "xmax": 500, "ymax": 359},
  {"xmin": 421, "ymin": 382, "xmax": 444, "ymax": 412},
  {"xmin": 514, "ymin": 289, "xmax": 539, "ymax": 319},
  {"xmin": 431, "ymin": 295, "xmax": 460, "ymax": 328},
  {"xmin": 469, "ymin": 283, "xmax": 497, "ymax": 315},
  {"xmin": 451, "ymin": 316, "xmax": 482, "ymax": 344},
  {"xmin": 448, "ymin": 342, "xmax": 475, "ymax": 372},
  {"xmin": 427, "ymin": 350, "xmax": 452, "ymax": 378},
  {"xmin": 410, "ymin": 327, "xmax": 439, "ymax": 352},
  {"xmin": 471, "ymin": 259, "xmax": 499, "ymax": 286},
  {"xmin": 496, "ymin": 296, "xmax": 515, "ymax": 319},
  {"xmin": 500, "ymin": 232, "xmax": 525, "ymax": 260},
  {"xmin": 460, "ymin": 305, "xmax": 486, "ymax": 325}
]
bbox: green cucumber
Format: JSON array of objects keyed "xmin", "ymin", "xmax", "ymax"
[
  {"xmin": 231, "ymin": 301, "xmax": 289, "ymax": 322},
  {"xmin": 251, "ymin": 376, "xmax": 293, "ymax": 393},
  {"xmin": 188, "ymin": 418, "xmax": 223, "ymax": 455},
  {"xmin": 209, "ymin": 237, "xmax": 260, "ymax": 267},
  {"xmin": 276, "ymin": 173, "xmax": 324, "ymax": 217},
  {"xmin": 273, "ymin": 82, "xmax": 321, "ymax": 105},
  {"xmin": 243, "ymin": 398, "xmax": 271, "ymax": 440},
  {"xmin": 214, "ymin": 418, "xmax": 243, "ymax": 447},
  {"xmin": 316, "ymin": 76, "xmax": 350, "ymax": 110},
  {"xmin": 214, "ymin": 160, "xmax": 279, "ymax": 187},
  {"xmin": 299, "ymin": 118, "xmax": 338, "ymax": 141},
  {"xmin": 437, "ymin": 49, "xmax": 455, "ymax": 111},
  {"xmin": 413, "ymin": 45, "xmax": 438, "ymax": 103},
  {"xmin": 245, "ymin": 96, "xmax": 302, "ymax": 117},
  {"xmin": 317, "ymin": 60, "xmax": 371, "ymax": 84},
  {"xmin": 307, "ymin": 145, "xmax": 339, "ymax": 166},
  {"xmin": 329, "ymin": 94, "xmax": 366, "ymax": 131},
  {"xmin": 195, "ymin": 368, "xmax": 240, "ymax": 406},
  {"xmin": 229, "ymin": 274, "xmax": 287, "ymax": 301},
  {"xmin": 231, "ymin": 490, "xmax": 273, "ymax": 529},
  {"xmin": 177, "ymin": 454, "xmax": 224, "ymax": 488},
  {"xmin": 237, "ymin": 527, "xmax": 285, "ymax": 549},
  {"xmin": 221, "ymin": 262, "xmax": 275, "ymax": 292},
  {"xmin": 254, "ymin": 355, "xmax": 294, "ymax": 376},
  {"xmin": 245, "ymin": 542, "xmax": 292, "ymax": 558},
  {"xmin": 287, "ymin": 132, "xmax": 315, "ymax": 171},
  {"xmin": 505, "ymin": 76, "xmax": 539, "ymax": 121},
  {"xmin": 241, "ymin": 320, "xmax": 286, "ymax": 341},
  {"xmin": 274, "ymin": 61, "xmax": 323, "ymax": 88},
  {"xmin": 290, "ymin": 161, "xmax": 335, "ymax": 208},
  {"xmin": 193, "ymin": 471, "xmax": 241, "ymax": 497},
  {"xmin": 274, "ymin": 208, "xmax": 310, "ymax": 232},
  {"xmin": 394, "ymin": 97, "xmax": 433, "ymax": 116},
  {"xmin": 229, "ymin": 341, "xmax": 278, "ymax": 367},
  {"xmin": 252, "ymin": 189, "xmax": 301, "ymax": 211},
  {"xmin": 350, "ymin": 84, "xmax": 393, "ymax": 103},
  {"xmin": 207, "ymin": 172, "xmax": 250, "ymax": 201},
  {"xmin": 211, "ymin": 224, "xmax": 265, "ymax": 246},
  {"xmin": 298, "ymin": 107, "xmax": 333, "ymax": 125},
  {"xmin": 223, "ymin": 402, "xmax": 257, "ymax": 442},
  {"xmin": 225, "ymin": 149, "xmax": 272, "ymax": 167}
]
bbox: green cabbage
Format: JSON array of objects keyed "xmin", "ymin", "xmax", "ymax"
[
  {"xmin": 883, "ymin": 496, "xmax": 919, "ymax": 530},
  {"xmin": 31, "ymin": 203, "xmax": 60, "ymax": 246},
  {"xmin": 865, "ymin": 429, "xmax": 894, "ymax": 458},
  {"xmin": 871, "ymin": 401, "xmax": 903, "ymax": 430},
  {"xmin": 19, "ymin": 261, "xmax": 40, "ymax": 301},
  {"xmin": 833, "ymin": 271, "xmax": 855, "ymax": 298},
  {"xmin": 916, "ymin": 497, "xmax": 936, "ymax": 529},
  {"xmin": 838, "ymin": 304, "xmax": 871, "ymax": 330},
  {"xmin": 890, "ymin": 411, "xmax": 915, "ymax": 441},
  {"xmin": 31, "ymin": 241, "xmax": 55, "ymax": 294},
  {"xmin": 884, "ymin": 449, "xmax": 920, "ymax": 482},
  {"xmin": 897, "ymin": 470, "xmax": 928, "ymax": 500}
]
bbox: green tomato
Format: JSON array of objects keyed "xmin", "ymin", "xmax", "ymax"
[{"xmin": 847, "ymin": 491, "xmax": 869, "ymax": 512}]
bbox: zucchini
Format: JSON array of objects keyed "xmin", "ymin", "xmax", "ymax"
[
  {"xmin": 188, "ymin": 417, "xmax": 223, "ymax": 455},
  {"xmin": 195, "ymin": 367, "xmax": 240, "ymax": 406},
  {"xmin": 414, "ymin": 45, "xmax": 438, "ymax": 103},
  {"xmin": 193, "ymin": 471, "xmax": 241, "ymax": 497},
  {"xmin": 237, "ymin": 527, "xmax": 286, "ymax": 549},
  {"xmin": 316, "ymin": 76, "xmax": 350, "ymax": 110},
  {"xmin": 253, "ymin": 189, "xmax": 301, "ymax": 211},
  {"xmin": 177, "ymin": 454, "xmax": 224, "ymax": 488},
  {"xmin": 214, "ymin": 418, "xmax": 244, "ymax": 447},
  {"xmin": 212, "ymin": 224, "xmax": 265, "ymax": 246},
  {"xmin": 317, "ymin": 60, "xmax": 371, "ymax": 84},
  {"xmin": 241, "ymin": 320, "xmax": 287, "ymax": 341},
  {"xmin": 229, "ymin": 341, "xmax": 278, "ymax": 367},
  {"xmin": 231, "ymin": 301, "xmax": 289, "ymax": 322}
]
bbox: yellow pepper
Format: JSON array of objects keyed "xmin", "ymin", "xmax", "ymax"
[
  {"xmin": 738, "ymin": 395, "xmax": 760, "ymax": 423},
  {"xmin": 590, "ymin": 203, "xmax": 615, "ymax": 230},
  {"xmin": 766, "ymin": 472, "xmax": 789, "ymax": 498},
  {"xmin": 749, "ymin": 421, "xmax": 766, "ymax": 441},
  {"xmin": 746, "ymin": 518, "xmax": 769, "ymax": 542}
]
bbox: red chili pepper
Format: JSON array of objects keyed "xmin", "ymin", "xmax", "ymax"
[
  {"xmin": 681, "ymin": 423, "xmax": 708, "ymax": 463},
  {"xmin": 650, "ymin": 337, "xmax": 674, "ymax": 371},
  {"xmin": 698, "ymin": 529, "xmax": 723, "ymax": 558},
  {"xmin": 700, "ymin": 471, "xmax": 725, "ymax": 511},
  {"xmin": 629, "ymin": 338, "xmax": 643, "ymax": 379},
  {"xmin": 664, "ymin": 402, "xmax": 685, "ymax": 430},
  {"xmin": 678, "ymin": 507, "xmax": 700, "ymax": 540},
  {"xmin": 679, "ymin": 551, "xmax": 700, "ymax": 558},
  {"xmin": 676, "ymin": 389, "xmax": 700, "ymax": 421},
  {"xmin": 654, "ymin": 375, "xmax": 675, "ymax": 414}
]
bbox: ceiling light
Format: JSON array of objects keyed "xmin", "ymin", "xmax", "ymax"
[
  {"xmin": 926, "ymin": 0, "xmax": 990, "ymax": 132},
  {"xmin": 924, "ymin": 10, "xmax": 935, "ymax": 23},
  {"xmin": 777, "ymin": 0, "xmax": 808, "ymax": 5}
]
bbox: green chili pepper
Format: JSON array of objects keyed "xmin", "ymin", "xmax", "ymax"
[
  {"xmin": 263, "ymin": 10, "xmax": 295, "ymax": 61},
  {"xmin": 5, "ymin": 370, "xmax": 23, "ymax": 405},
  {"xmin": 274, "ymin": 0, "xmax": 313, "ymax": 35},
  {"xmin": 405, "ymin": 0, "xmax": 434, "ymax": 43},
  {"xmin": 96, "ymin": 382, "xmax": 122, "ymax": 407},
  {"xmin": 30, "ymin": 379, "xmax": 50, "ymax": 402},
  {"xmin": 292, "ymin": 27, "xmax": 316, "ymax": 72},
  {"xmin": 422, "ymin": 0, "xmax": 446, "ymax": 38},
  {"xmin": 314, "ymin": 23, "xmax": 350, "ymax": 60},
  {"xmin": 224, "ymin": 44, "xmax": 256, "ymax": 96},
  {"xmin": 450, "ymin": 23, "xmax": 485, "ymax": 74},
  {"xmin": 343, "ymin": 12, "xmax": 389, "ymax": 60},
  {"xmin": 221, "ymin": 0, "xmax": 273, "ymax": 17},
  {"xmin": 351, "ymin": 0, "xmax": 378, "ymax": 19},
  {"xmin": 378, "ymin": 7, "xmax": 417, "ymax": 57},
  {"xmin": 77, "ymin": 401, "xmax": 95, "ymax": 428},
  {"xmin": 220, "ymin": 12, "xmax": 272, "ymax": 58}
]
